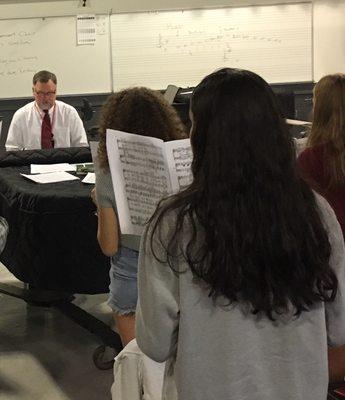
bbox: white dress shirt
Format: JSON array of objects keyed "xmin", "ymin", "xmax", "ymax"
[{"xmin": 5, "ymin": 100, "xmax": 88, "ymax": 151}]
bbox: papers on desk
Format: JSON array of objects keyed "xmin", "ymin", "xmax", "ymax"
[
  {"xmin": 30, "ymin": 163, "xmax": 76, "ymax": 174},
  {"xmin": 26, "ymin": 163, "xmax": 95, "ymax": 184},
  {"xmin": 21, "ymin": 171, "xmax": 79, "ymax": 184},
  {"xmin": 81, "ymin": 172, "xmax": 95, "ymax": 184}
]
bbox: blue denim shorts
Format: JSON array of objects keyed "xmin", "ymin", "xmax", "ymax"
[{"xmin": 107, "ymin": 246, "xmax": 139, "ymax": 315}]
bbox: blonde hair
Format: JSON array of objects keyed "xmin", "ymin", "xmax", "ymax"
[{"xmin": 307, "ymin": 73, "xmax": 345, "ymax": 188}]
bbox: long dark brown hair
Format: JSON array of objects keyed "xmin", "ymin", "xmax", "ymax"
[{"xmin": 150, "ymin": 68, "xmax": 337, "ymax": 319}]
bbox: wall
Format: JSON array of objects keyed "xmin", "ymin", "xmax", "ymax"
[
  {"xmin": 0, "ymin": 0, "xmax": 343, "ymax": 81},
  {"xmin": 313, "ymin": 0, "xmax": 345, "ymax": 79},
  {"xmin": 0, "ymin": 0, "xmax": 310, "ymax": 16}
]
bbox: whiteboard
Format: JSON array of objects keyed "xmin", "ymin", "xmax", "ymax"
[
  {"xmin": 0, "ymin": 16, "xmax": 111, "ymax": 98},
  {"xmin": 313, "ymin": 1, "xmax": 345, "ymax": 80},
  {"xmin": 111, "ymin": 3, "xmax": 312, "ymax": 90}
]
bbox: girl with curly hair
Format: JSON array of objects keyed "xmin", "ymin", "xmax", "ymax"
[{"xmin": 92, "ymin": 87, "xmax": 186, "ymax": 345}]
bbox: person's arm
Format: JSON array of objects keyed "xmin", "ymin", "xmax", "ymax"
[
  {"xmin": 136, "ymin": 214, "xmax": 179, "ymax": 363},
  {"xmin": 69, "ymin": 107, "xmax": 88, "ymax": 147},
  {"xmin": 317, "ymin": 195, "xmax": 345, "ymax": 381},
  {"xmin": 5, "ymin": 113, "xmax": 24, "ymax": 151},
  {"xmin": 93, "ymin": 169, "xmax": 119, "ymax": 256},
  {"xmin": 0, "ymin": 217, "xmax": 9, "ymax": 254},
  {"xmin": 321, "ymin": 196, "xmax": 345, "ymax": 347}
]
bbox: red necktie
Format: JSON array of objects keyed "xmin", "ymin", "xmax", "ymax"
[{"xmin": 41, "ymin": 110, "xmax": 54, "ymax": 149}]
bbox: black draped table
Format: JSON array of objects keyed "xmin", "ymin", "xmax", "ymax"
[{"xmin": 0, "ymin": 147, "xmax": 109, "ymax": 294}]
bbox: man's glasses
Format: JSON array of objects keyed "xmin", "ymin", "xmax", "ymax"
[{"xmin": 34, "ymin": 91, "xmax": 56, "ymax": 97}]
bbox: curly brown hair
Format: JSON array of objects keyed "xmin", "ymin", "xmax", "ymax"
[{"xmin": 98, "ymin": 87, "xmax": 187, "ymax": 170}]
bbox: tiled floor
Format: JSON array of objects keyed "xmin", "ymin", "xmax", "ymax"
[{"xmin": 0, "ymin": 263, "xmax": 115, "ymax": 400}]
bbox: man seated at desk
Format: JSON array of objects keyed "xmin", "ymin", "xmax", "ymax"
[{"xmin": 5, "ymin": 70, "xmax": 88, "ymax": 151}]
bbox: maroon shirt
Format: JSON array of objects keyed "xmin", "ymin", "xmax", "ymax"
[{"xmin": 297, "ymin": 143, "xmax": 345, "ymax": 238}]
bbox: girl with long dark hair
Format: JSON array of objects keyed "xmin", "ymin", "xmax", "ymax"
[{"xmin": 136, "ymin": 68, "xmax": 345, "ymax": 399}]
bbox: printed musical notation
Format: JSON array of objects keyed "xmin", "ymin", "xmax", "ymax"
[
  {"xmin": 118, "ymin": 139, "xmax": 166, "ymax": 171},
  {"xmin": 107, "ymin": 130, "xmax": 193, "ymax": 235},
  {"xmin": 117, "ymin": 138, "xmax": 170, "ymax": 228},
  {"xmin": 172, "ymin": 146, "xmax": 193, "ymax": 190}
]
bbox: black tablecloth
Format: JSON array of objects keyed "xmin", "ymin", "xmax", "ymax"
[{"xmin": 0, "ymin": 148, "xmax": 109, "ymax": 294}]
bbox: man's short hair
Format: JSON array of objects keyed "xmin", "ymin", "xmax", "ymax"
[{"xmin": 33, "ymin": 70, "xmax": 57, "ymax": 85}]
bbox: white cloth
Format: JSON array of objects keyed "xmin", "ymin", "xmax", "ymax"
[
  {"xmin": 111, "ymin": 339, "xmax": 166, "ymax": 400},
  {"xmin": 5, "ymin": 100, "xmax": 88, "ymax": 151}
]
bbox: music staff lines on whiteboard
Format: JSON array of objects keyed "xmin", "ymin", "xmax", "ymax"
[{"xmin": 155, "ymin": 26, "xmax": 282, "ymax": 57}]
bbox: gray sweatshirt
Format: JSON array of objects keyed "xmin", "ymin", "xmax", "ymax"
[
  {"xmin": 0, "ymin": 216, "xmax": 8, "ymax": 254},
  {"xmin": 136, "ymin": 194, "xmax": 345, "ymax": 400}
]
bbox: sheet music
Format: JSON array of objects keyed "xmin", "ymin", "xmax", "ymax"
[
  {"xmin": 30, "ymin": 163, "xmax": 76, "ymax": 174},
  {"xmin": 106, "ymin": 129, "xmax": 171, "ymax": 236},
  {"xmin": 21, "ymin": 171, "xmax": 79, "ymax": 184},
  {"xmin": 164, "ymin": 139, "xmax": 193, "ymax": 193},
  {"xmin": 82, "ymin": 172, "xmax": 95, "ymax": 184}
]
